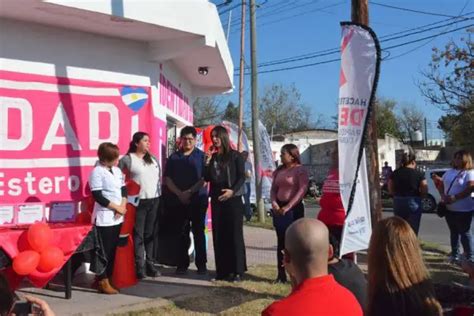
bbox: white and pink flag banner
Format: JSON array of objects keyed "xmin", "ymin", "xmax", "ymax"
[
  {"xmin": 0, "ymin": 70, "xmax": 162, "ymax": 204},
  {"xmin": 338, "ymin": 23, "xmax": 381, "ymax": 256},
  {"xmin": 249, "ymin": 120, "xmax": 275, "ymax": 203}
]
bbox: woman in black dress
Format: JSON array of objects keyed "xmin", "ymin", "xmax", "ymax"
[{"xmin": 204, "ymin": 126, "xmax": 247, "ymax": 281}]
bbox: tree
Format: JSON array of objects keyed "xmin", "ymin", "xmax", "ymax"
[
  {"xmin": 397, "ymin": 106, "xmax": 424, "ymax": 145},
  {"xmin": 192, "ymin": 97, "xmax": 222, "ymax": 126},
  {"xmin": 222, "ymin": 101, "xmax": 239, "ymax": 124},
  {"xmin": 375, "ymin": 98, "xmax": 404, "ymax": 140},
  {"xmin": 419, "ymin": 28, "xmax": 473, "ymax": 145},
  {"xmin": 259, "ymin": 83, "xmax": 312, "ymax": 134}
]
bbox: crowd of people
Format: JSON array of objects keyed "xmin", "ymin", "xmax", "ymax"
[{"xmin": 2, "ymin": 124, "xmax": 472, "ymax": 315}]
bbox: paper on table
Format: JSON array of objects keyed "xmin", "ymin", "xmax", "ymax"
[
  {"xmin": 0, "ymin": 205, "xmax": 15, "ymax": 225},
  {"xmin": 17, "ymin": 204, "xmax": 45, "ymax": 224}
]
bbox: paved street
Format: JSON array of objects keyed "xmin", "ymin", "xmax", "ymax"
[{"xmin": 306, "ymin": 203, "xmax": 451, "ymax": 250}]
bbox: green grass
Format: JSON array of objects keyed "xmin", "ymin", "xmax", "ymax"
[
  {"xmin": 114, "ymin": 241, "xmax": 469, "ymax": 315},
  {"xmin": 244, "ymin": 216, "xmax": 274, "ymax": 230},
  {"xmin": 115, "ymin": 265, "xmax": 289, "ymax": 316}
]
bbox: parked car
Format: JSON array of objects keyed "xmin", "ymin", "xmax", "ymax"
[{"xmin": 421, "ymin": 168, "xmax": 448, "ymax": 213}]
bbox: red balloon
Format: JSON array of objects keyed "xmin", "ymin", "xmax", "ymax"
[
  {"xmin": 37, "ymin": 246, "xmax": 65, "ymax": 273},
  {"xmin": 27, "ymin": 223, "xmax": 52, "ymax": 252},
  {"xmin": 12, "ymin": 250, "xmax": 40, "ymax": 275}
]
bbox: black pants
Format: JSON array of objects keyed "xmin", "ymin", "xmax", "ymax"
[
  {"xmin": 96, "ymin": 224, "xmax": 122, "ymax": 279},
  {"xmin": 211, "ymin": 196, "xmax": 247, "ymax": 278},
  {"xmin": 445, "ymin": 210, "xmax": 473, "ymax": 262},
  {"xmin": 134, "ymin": 197, "xmax": 159, "ymax": 270},
  {"xmin": 273, "ymin": 200, "xmax": 304, "ymax": 279},
  {"xmin": 176, "ymin": 201, "xmax": 208, "ymax": 269}
]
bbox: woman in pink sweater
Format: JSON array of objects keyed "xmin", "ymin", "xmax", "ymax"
[{"xmin": 270, "ymin": 144, "xmax": 309, "ymax": 283}]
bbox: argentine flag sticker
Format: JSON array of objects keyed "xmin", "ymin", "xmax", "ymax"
[{"xmin": 121, "ymin": 86, "xmax": 148, "ymax": 112}]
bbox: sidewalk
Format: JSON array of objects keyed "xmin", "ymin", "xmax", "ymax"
[{"xmin": 15, "ymin": 226, "xmax": 279, "ymax": 316}]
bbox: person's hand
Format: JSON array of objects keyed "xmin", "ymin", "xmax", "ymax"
[
  {"xmin": 314, "ymin": 197, "xmax": 321, "ymax": 204},
  {"xmin": 445, "ymin": 195, "xmax": 456, "ymax": 204},
  {"xmin": 205, "ymin": 146, "xmax": 214, "ymax": 165},
  {"xmin": 114, "ymin": 204, "xmax": 127, "ymax": 219},
  {"xmin": 179, "ymin": 190, "xmax": 192, "ymax": 205},
  {"xmin": 279, "ymin": 205, "xmax": 288, "ymax": 215},
  {"xmin": 271, "ymin": 201, "xmax": 280, "ymax": 211},
  {"xmin": 24, "ymin": 295, "xmax": 55, "ymax": 316},
  {"xmin": 218, "ymin": 189, "xmax": 234, "ymax": 202}
]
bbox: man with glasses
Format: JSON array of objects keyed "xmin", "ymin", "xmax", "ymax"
[{"xmin": 164, "ymin": 126, "xmax": 208, "ymax": 275}]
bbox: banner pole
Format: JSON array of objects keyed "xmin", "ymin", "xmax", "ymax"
[{"xmin": 351, "ymin": 0, "xmax": 382, "ymax": 224}]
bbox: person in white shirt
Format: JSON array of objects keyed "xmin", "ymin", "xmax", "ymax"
[
  {"xmin": 437, "ymin": 150, "xmax": 474, "ymax": 263},
  {"xmin": 119, "ymin": 132, "xmax": 161, "ymax": 278},
  {"xmin": 89, "ymin": 142, "xmax": 127, "ymax": 294}
]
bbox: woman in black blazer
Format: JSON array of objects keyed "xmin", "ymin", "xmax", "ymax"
[{"xmin": 204, "ymin": 126, "xmax": 247, "ymax": 282}]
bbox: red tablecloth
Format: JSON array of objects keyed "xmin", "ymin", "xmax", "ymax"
[{"xmin": 0, "ymin": 223, "xmax": 92, "ymax": 289}]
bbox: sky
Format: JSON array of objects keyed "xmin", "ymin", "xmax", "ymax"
[{"xmin": 211, "ymin": 0, "xmax": 473, "ymax": 140}]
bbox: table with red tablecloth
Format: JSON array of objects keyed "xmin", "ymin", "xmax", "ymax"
[{"xmin": 0, "ymin": 223, "xmax": 107, "ymax": 298}]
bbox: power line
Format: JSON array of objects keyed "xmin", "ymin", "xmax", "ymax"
[
  {"xmin": 382, "ymin": 24, "xmax": 472, "ymax": 50},
  {"xmin": 371, "ymin": 1, "xmax": 459, "ymax": 18},
  {"xmin": 384, "ymin": 0, "xmax": 472, "ymax": 61},
  {"xmin": 229, "ymin": 1, "xmax": 342, "ymax": 34},
  {"xmin": 235, "ymin": 22, "xmax": 472, "ymax": 75},
  {"xmin": 234, "ymin": 14, "xmax": 473, "ymax": 71}
]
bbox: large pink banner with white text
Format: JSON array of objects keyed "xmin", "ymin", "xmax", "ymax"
[{"xmin": 0, "ymin": 70, "xmax": 160, "ymax": 203}]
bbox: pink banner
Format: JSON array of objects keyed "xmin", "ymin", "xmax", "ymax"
[{"xmin": 0, "ymin": 70, "xmax": 156, "ymax": 203}]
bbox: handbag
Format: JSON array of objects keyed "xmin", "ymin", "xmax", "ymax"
[{"xmin": 436, "ymin": 170, "xmax": 462, "ymax": 218}]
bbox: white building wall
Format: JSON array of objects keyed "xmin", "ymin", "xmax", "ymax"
[{"xmin": 0, "ymin": 17, "xmax": 193, "ymax": 130}]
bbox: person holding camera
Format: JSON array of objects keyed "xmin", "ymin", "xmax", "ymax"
[{"xmin": 1, "ymin": 274, "xmax": 55, "ymax": 316}]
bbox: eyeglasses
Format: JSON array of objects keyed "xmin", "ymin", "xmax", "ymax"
[{"xmin": 182, "ymin": 137, "xmax": 195, "ymax": 142}]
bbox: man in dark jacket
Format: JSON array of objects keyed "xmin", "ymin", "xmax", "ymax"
[{"xmin": 164, "ymin": 126, "xmax": 208, "ymax": 275}]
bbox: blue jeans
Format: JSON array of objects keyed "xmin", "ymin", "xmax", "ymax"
[
  {"xmin": 244, "ymin": 183, "xmax": 252, "ymax": 221},
  {"xmin": 445, "ymin": 210, "xmax": 473, "ymax": 262},
  {"xmin": 393, "ymin": 196, "xmax": 422, "ymax": 236}
]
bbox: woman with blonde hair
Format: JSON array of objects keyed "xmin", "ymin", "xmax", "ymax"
[
  {"xmin": 367, "ymin": 217, "xmax": 442, "ymax": 316},
  {"xmin": 436, "ymin": 149, "xmax": 474, "ymax": 263}
]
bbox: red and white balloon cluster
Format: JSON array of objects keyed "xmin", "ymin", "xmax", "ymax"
[{"xmin": 12, "ymin": 223, "xmax": 65, "ymax": 275}]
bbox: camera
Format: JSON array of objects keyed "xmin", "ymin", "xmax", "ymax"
[{"xmin": 12, "ymin": 301, "xmax": 32, "ymax": 315}]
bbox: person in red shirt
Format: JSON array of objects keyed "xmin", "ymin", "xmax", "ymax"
[
  {"xmin": 262, "ymin": 218, "xmax": 362, "ymax": 316},
  {"xmin": 316, "ymin": 146, "xmax": 346, "ymax": 244}
]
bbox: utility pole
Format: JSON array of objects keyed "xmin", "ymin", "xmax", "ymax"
[
  {"xmin": 351, "ymin": 0, "xmax": 382, "ymax": 223},
  {"xmin": 237, "ymin": 0, "xmax": 246, "ymax": 151},
  {"xmin": 424, "ymin": 117, "xmax": 428, "ymax": 147},
  {"xmin": 249, "ymin": 0, "xmax": 265, "ymax": 222}
]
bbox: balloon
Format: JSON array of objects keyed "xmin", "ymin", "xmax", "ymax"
[
  {"xmin": 12, "ymin": 250, "xmax": 40, "ymax": 275},
  {"xmin": 27, "ymin": 223, "xmax": 52, "ymax": 252},
  {"xmin": 37, "ymin": 246, "xmax": 64, "ymax": 273}
]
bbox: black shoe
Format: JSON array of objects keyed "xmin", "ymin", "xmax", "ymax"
[
  {"xmin": 212, "ymin": 274, "xmax": 228, "ymax": 281},
  {"xmin": 136, "ymin": 270, "xmax": 145, "ymax": 280},
  {"xmin": 197, "ymin": 266, "xmax": 207, "ymax": 275},
  {"xmin": 175, "ymin": 267, "xmax": 188, "ymax": 275},
  {"xmin": 274, "ymin": 276, "xmax": 287, "ymax": 284},
  {"xmin": 226, "ymin": 274, "xmax": 242, "ymax": 282},
  {"xmin": 146, "ymin": 263, "xmax": 160, "ymax": 277},
  {"xmin": 233, "ymin": 274, "xmax": 242, "ymax": 282}
]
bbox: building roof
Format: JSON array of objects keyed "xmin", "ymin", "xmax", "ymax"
[{"xmin": 0, "ymin": 0, "xmax": 233, "ymax": 96}]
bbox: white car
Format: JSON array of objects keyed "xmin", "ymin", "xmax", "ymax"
[{"xmin": 421, "ymin": 168, "xmax": 448, "ymax": 213}]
